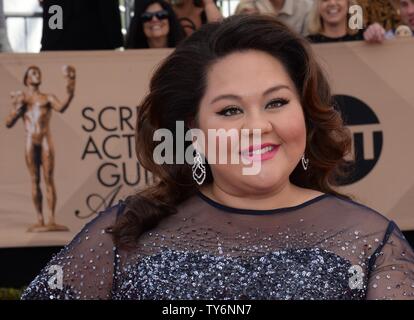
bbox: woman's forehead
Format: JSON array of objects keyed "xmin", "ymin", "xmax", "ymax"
[{"xmin": 204, "ymin": 51, "xmax": 294, "ymax": 94}]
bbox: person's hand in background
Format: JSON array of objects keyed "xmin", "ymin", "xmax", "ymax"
[{"xmin": 363, "ymin": 23, "xmax": 386, "ymax": 43}]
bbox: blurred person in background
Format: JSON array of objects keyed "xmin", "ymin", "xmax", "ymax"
[
  {"xmin": 359, "ymin": 0, "xmax": 401, "ymax": 31},
  {"xmin": 234, "ymin": 0, "xmax": 313, "ymax": 36},
  {"xmin": 307, "ymin": 0, "xmax": 390, "ymax": 43},
  {"xmin": 168, "ymin": 0, "xmax": 223, "ymax": 36},
  {"xmin": 363, "ymin": 0, "xmax": 414, "ymax": 42},
  {"xmin": 307, "ymin": 0, "xmax": 365, "ymax": 43},
  {"xmin": 396, "ymin": 0, "xmax": 414, "ymax": 33},
  {"xmin": 39, "ymin": 0, "xmax": 123, "ymax": 51},
  {"xmin": 234, "ymin": 0, "xmax": 260, "ymax": 15},
  {"xmin": 0, "ymin": 0, "xmax": 11, "ymax": 52},
  {"xmin": 126, "ymin": 0, "xmax": 185, "ymax": 48}
]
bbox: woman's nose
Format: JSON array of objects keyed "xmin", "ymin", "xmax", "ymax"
[{"xmin": 242, "ymin": 113, "xmax": 273, "ymax": 134}]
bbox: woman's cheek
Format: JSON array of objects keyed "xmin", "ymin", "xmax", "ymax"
[
  {"xmin": 206, "ymin": 126, "xmax": 240, "ymax": 165},
  {"xmin": 164, "ymin": 21, "xmax": 170, "ymax": 35},
  {"xmin": 276, "ymin": 108, "xmax": 307, "ymax": 150},
  {"xmin": 143, "ymin": 24, "xmax": 150, "ymax": 38}
]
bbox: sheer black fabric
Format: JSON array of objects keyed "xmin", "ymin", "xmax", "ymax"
[
  {"xmin": 307, "ymin": 30, "xmax": 364, "ymax": 43},
  {"xmin": 21, "ymin": 192, "xmax": 414, "ymax": 300}
]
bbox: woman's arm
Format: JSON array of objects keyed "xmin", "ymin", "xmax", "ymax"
[
  {"xmin": 366, "ymin": 221, "xmax": 414, "ymax": 300},
  {"xmin": 21, "ymin": 203, "xmax": 124, "ymax": 300},
  {"xmin": 203, "ymin": 0, "xmax": 223, "ymax": 23}
]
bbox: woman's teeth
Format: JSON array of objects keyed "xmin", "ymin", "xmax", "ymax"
[{"xmin": 249, "ymin": 145, "xmax": 275, "ymax": 155}]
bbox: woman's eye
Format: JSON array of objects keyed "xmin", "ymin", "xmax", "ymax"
[
  {"xmin": 266, "ymin": 98, "xmax": 289, "ymax": 109},
  {"xmin": 217, "ymin": 99, "xmax": 288, "ymax": 116},
  {"xmin": 217, "ymin": 107, "xmax": 242, "ymax": 117}
]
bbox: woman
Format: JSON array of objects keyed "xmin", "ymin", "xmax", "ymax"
[
  {"xmin": 234, "ymin": 0, "xmax": 260, "ymax": 15},
  {"xmin": 307, "ymin": 0, "xmax": 386, "ymax": 43},
  {"xmin": 126, "ymin": 0, "xmax": 185, "ymax": 49},
  {"xmin": 169, "ymin": 0, "xmax": 223, "ymax": 36},
  {"xmin": 22, "ymin": 14, "xmax": 414, "ymax": 300},
  {"xmin": 234, "ymin": 0, "xmax": 312, "ymax": 36}
]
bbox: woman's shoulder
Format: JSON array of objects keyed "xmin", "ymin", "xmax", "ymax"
[
  {"xmin": 325, "ymin": 193, "xmax": 394, "ymax": 230},
  {"xmin": 67, "ymin": 200, "xmax": 126, "ymax": 246},
  {"xmin": 21, "ymin": 202, "xmax": 126, "ymax": 300},
  {"xmin": 86, "ymin": 201, "xmax": 125, "ymax": 228}
]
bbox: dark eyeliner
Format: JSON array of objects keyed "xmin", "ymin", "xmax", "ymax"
[
  {"xmin": 216, "ymin": 106, "xmax": 242, "ymax": 116},
  {"xmin": 266, "ymin": 98, "xmax": 289, "ymax": 109}
]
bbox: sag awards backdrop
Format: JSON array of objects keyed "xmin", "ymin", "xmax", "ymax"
[{"xmin": 0, "ymin": 39, "xmax": 414, "ymax": 248}]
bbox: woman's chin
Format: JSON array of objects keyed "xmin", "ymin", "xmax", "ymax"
[
  {"xmin": 238, "ymin": 173, "xmax": 283, "ymax": 192},
  {"xmin": 323, "ymin": 17, "xmax": 346, "ymax": 26}
]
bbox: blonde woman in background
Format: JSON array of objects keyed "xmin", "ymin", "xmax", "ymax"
[{"xmin": 307, "ymin": 0, "xmax": 388, "ymax": 43}]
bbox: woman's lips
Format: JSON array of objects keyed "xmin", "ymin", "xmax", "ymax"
[{"xmin": 239, "ymin": 143, "xmax": 280, "ymax": 162}]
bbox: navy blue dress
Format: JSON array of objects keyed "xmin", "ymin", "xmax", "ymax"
[{"xmin": 21, "ymin": 192, "xmax": 414, "ymax": 300}]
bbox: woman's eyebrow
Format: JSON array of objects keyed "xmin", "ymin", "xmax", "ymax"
[{"xmin": 210, "ymin": 85, "xmax": 291, "ymax": 104}]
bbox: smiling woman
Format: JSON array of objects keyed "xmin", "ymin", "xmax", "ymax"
[
  {"xmin": 125, "ymin": 0, "xmax": 186, "ymax": 48},
  {"xmin": 21, "ymin": 14, "xmax": 414, "ymax": 300},
  {"xmin": 307, "ymin": 0, "xmax": 366, "ymax": 43}
]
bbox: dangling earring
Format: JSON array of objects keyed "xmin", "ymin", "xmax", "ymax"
[
  {"xmin": 192, "ymin": 150, "xmax": 206, "ymax": 185},
  {"xmin": 301, "ymin": 154, "xmax": 309, "ymax": 171}
]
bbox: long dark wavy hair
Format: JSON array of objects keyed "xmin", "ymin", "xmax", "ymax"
[
  {"xmin": 125, "ymin": 0, "xmax": 186, "ymax": 48},
  {"xmin": 110, "ymin": 14, "xmax": 353, "ymax": 249}
]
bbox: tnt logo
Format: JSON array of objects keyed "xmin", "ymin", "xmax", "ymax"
[{"xmin": 333, "ymin": 95, "xmax": 383, "ymax": 185}]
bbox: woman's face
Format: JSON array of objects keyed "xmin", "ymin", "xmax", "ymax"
[
  {"xmin": 239, "ymin": 7, "xmax": 260, "ymax": 15},
  {"xmin": 142, "ymin": 3, "xmax": 170, "ymax": 40},
  {"xmin": 319, "ymin": 0, "xmax": 348, "ymax": 26},
  {"xmin": 195, "ymin": 50, "xmax": 307, "ymax": 196}
]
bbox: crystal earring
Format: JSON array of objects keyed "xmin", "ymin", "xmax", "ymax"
[
  {"xmin": 192, "ymin": 150, "xmax": 206, "ymax": 185},
  {"xmin": 301, "ymin": 154, "xmax": 309, "ymax": 171}
]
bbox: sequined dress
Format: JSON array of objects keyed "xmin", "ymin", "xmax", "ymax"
[{"xmin": 21, "ymin": 192, "xmax": 414, "ymax": 300}]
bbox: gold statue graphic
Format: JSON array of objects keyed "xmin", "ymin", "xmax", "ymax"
[{"xmin": 5, "ymin": 65, "xmax": 76, "ymax": 232}]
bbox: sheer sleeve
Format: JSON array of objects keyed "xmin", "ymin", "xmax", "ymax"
[
  {"xmin": 21, "ymin": 202, "xmax": 124, "ymax": 300},
  {"xmin": 366, "ymin": 221, "xmax": 414, "ymax": 300}
]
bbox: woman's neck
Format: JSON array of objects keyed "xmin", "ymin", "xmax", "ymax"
[
  {"xmin": 322, "ymin": 22, "xmax": 347, "ymax": 38},
  {"xmin": 199, "ymin": 180, "xmax": 323, "ymax": 211},
  {"xmin": 147, "ymin": 36, "xmax": 168, "ymax": 48}
]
